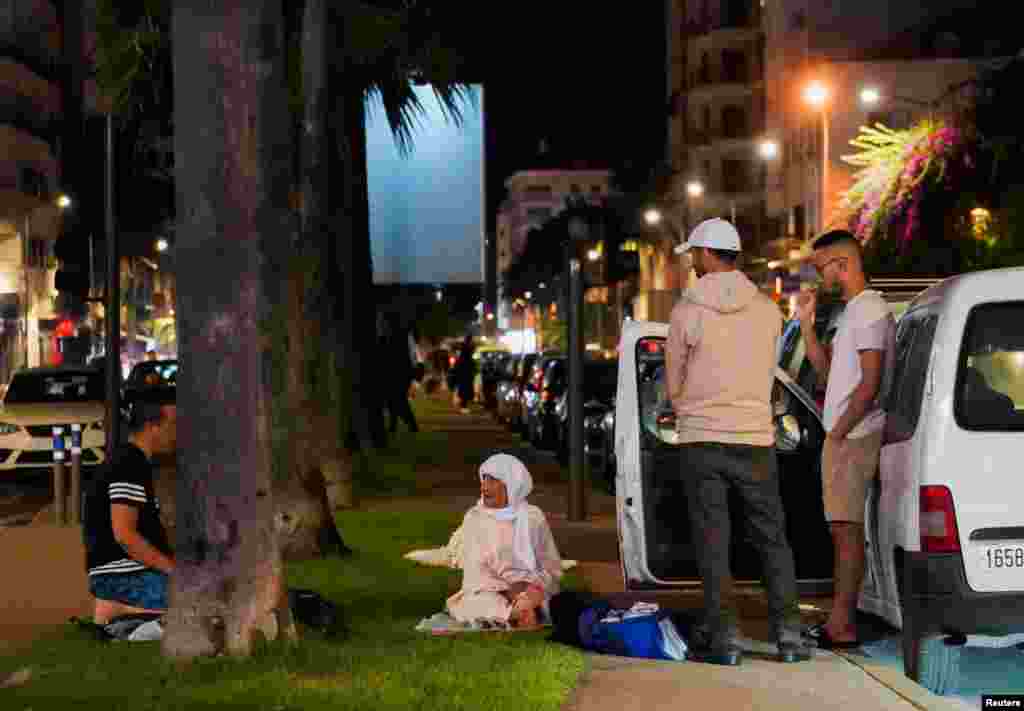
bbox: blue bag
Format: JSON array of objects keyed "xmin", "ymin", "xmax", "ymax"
[{"xmin": 578, "ymin": 603, "xmax": 687, "ymax": 661}]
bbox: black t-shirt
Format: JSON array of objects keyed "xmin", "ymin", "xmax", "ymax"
[{"xmin": 83, "ymin": 443, "xmax": 172, "ymax": 576}]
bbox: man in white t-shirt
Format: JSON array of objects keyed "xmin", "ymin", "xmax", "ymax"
[{"xmin": 796, "ymin": 230, "xmax": 896, "ymax": 650}]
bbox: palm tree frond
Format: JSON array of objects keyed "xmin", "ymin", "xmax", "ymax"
[{"xmin": 366, "ymin": 77, "xmax": 427, "ymax": 157}]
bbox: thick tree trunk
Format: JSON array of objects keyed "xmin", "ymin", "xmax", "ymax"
[{"xmin": 164, "ymin": 0, "xmax": 297, "ymax": 660}]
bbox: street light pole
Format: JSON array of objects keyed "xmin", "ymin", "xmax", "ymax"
[
  {"xmin": 566, "ymin": 218, "xmax": 587, "ymax": 523},
  {"xmin": 104, "ymin": 113, "xmax": 121, "ymax": 455}
]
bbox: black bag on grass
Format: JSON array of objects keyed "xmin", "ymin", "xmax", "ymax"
[{"xmin": 288, "ymin": 588, "xmax": 348, "ymax": 639}]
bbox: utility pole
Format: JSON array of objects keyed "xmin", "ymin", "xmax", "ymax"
[{"xmin": 566, "ymin": 216, "xmax": 588, "ymax": 522}]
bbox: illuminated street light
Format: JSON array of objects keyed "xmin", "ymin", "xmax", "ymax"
[
  {"xmin": 758, "ymin": 139, "xmax": 780, "ymax": 160},
  {"xmin": 860, "ymin": 87, "xmax": 881, "ymax": 106},
  {"xmin": 539, "ymin": 282, "xmax": 546, "ymax": 289},
  {"xmin": 56, "ymin": 194, "xmax": 72, "ymax": 209},
  {"xmin": 644, "ymin": 208, "xmax": 662, "ymax": 226},
  {"xmin": 803, "ymin": 81, "xmax": 830, "ymax": 108},
  {"xmin": 686, "ymin": 180, "xmax": 705, "ymax": 198},
  {"xmin": 524, "ymin": 291, "xmax": 532, "ymax": 300},
  {"xmin": 156, "ymin": 238, "xmax": 169, "ymax": 252},
  {"xmin": 587, "ymin": 248, "xmax": 600, "ymax": 262}
]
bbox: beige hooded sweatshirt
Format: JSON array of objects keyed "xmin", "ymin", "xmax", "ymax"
[{"xmin": 666, "ymin": 270, "xmax": 781, "ymax": 447}]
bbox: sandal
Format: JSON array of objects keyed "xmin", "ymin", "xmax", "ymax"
[{"xmin": 803, "ymin": 623, "xmax": 861, "ymax": 650}]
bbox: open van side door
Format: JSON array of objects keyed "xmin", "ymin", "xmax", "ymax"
[{"xmin": 615, "ymin": 321, "xmax": 834, "ymax": 591}]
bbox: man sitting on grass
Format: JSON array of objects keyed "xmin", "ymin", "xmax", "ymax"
[
  {"xmin": 82, "ymin": 387, "xmax": 176, "ymax": 624},
  {"xmin": 446, "ymin": 454, "xmax": 563, "ymax": 628}
]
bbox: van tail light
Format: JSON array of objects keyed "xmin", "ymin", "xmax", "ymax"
[
  {"xmin": 920, "ymin": 485, "xmax": 961, "ymax": 553},
  {"xmin": 449, "ymin": 355, "xmax": 456, "ymax": 367}
]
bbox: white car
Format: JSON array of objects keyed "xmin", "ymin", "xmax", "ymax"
[
  {"xmin": 860, "ymin": 267, "xmax": 1024, "ymax": 694},
  {"xmin": 0, "ymin": 367, "xmax": 107, "ymax": 472}
]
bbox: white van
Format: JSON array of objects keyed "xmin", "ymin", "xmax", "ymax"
[{"xmin": 859, "ymin": 268, "xmax": 1024, "ymax": 693}]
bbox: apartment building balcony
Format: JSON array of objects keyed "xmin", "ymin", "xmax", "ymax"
[
  {"xmin": 0, "ymin": 24, "xmax": 61, "ymax": 85},
  {"xmin": 0, "ymin": 86, "xmax": 57, "ymax": 147},
  {"xmin": 685, "ymin": 115, "xmax": 767, "ymax": 152}
]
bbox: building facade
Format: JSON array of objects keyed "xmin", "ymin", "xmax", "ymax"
[
  {"xmin": 0, "ymin": 0, "xmax": 64, "ymax": 380},
  {"xmin": 664, "ymin": 0, "xmax": 776, "ymax": 264},
  {"xmin": 495, "ymin": 168, "xmax": 612, "ymax": 329},
  {"xmin": 761, "ymin": 0, "xmax": 992, "ymax": 258},
  {"xmin": 665, "ymin": 0, "xmax": 1010, "ymax": 309}
]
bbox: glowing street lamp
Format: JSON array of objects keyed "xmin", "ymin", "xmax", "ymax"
[
  {"xmin": 758, "ymin": 139, "xmax": 780, "ymax": 160},
  {"xmin": 803, "ymin": 81, "xmax": 831, "ymax": 233},
  {"xmin": 56, "ymin": 194, "xmax": 72, "ymax": 209},
  {"xmin": 156, "ymin": 238, "xmax": 169, "ymax": 252},
  {"xmin": 803, "ymin": 80, "xmax": 830, "ymax": 109},
  {"xmin": 860, "ymin": 87, "xmax": 881, "ymax": 106},
  {"xmin": 686, "ymin": 180, "xmax": 705, "ymax": 198},
  {"xmin": 644, "ymin": 208, "xmax": 662, "ymax": 226},
  {"xmin": 587, "ymin": 248, "xmax": 600, "ymax": 262}
]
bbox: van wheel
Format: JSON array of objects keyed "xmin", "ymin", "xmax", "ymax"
[
  {"xmin": 903, "ymin": 631, "xmax": 962, "ymax": 696},
  {"xmin": 899, "ymin": 555, "xmax": 961, "ymax": 696}
]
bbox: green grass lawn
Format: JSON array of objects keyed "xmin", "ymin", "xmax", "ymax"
[{"xmin": 0, "ymin": 509, "xmax": 585, "ymax": 710}]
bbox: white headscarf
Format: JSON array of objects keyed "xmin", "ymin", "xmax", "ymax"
[{"xmin": 477, "ymin": 453, "xmax": 538, "ymax": 574}]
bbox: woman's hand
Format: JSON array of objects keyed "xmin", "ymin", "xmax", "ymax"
[{"xmin": 508, "ymin": 583, "xmax": 545, "ymax": 628}]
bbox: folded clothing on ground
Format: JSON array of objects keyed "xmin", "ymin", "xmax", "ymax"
[{"xmin": 415, "ymin": 611, "xmax": 550, "ymax": 635}]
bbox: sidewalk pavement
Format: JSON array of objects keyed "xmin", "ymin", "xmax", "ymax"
[{"xmin": 0, "ymin": 393, "xmax": 971, "ymax": 709}]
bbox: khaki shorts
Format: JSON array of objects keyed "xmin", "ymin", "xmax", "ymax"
[{"xmin": 821, "ymin": 430, "xmax": 883, "ymax": 524}]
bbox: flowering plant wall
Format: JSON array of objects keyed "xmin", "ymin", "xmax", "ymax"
[{"xmin": 840, "ymin": 120, "xmax": 970, "ymax": 248}]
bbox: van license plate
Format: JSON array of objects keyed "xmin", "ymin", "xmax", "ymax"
[{"xmin": 983, "ymin": 546, "xmax": 1024, "ymax": 570}]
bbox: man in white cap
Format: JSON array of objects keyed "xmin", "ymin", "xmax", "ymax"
[{"xmin": 666, "ymin": 218, "xmax": 809, "ymax": 665}]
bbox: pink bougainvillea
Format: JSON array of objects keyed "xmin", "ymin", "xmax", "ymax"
[{"xmin": 840, "ymin": 120, "xmax": 966, "ymax": 248}]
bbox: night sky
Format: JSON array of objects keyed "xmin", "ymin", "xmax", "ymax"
[{"xmin": 466, "ymin": 4, "xmax": 669, "ymax": 233}]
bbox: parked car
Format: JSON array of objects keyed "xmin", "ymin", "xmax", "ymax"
[
  {"xmin": 519, "ymin": 352, "xmax": 560, "ymax": 439},
  {"xmin": 553, "ymin": 358, "xmax": 618, "ymax": 465},
  {"xmin": 0, "ymin": 367, "xmax": 107, "ymax": 472},
  {"xmin": 524, "ymin": 355, "xmax": 566, "ymax": 449},
  {"xmin": 857, "ymin": 268, "xmax": 1024, "ymax": 695},
  {"xmin": 615, "ymin": 320, "xmax": 834, "ymax": 594},
  {"xmin": 479, "ymin": 351, "xmax": 511, "ymax": 410},
  {"xmin": 500, "ymin": 353, "xmax": 540, "ymax": 432},
  {"xmin": 494, "ymin": 354, "xmax": 522, "ymax": 424}
]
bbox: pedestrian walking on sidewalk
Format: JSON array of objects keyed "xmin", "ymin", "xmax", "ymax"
[
  {"xmin": 381, "ymin": 312, "xmax": 419, "ymax": 434},
  {"xmin": 666, "ymin": 218, "xmax": 810, "ymax": 666},
  {"xmin": 453, "ymin": 334, "xmax": 476, "ymax": 414},
  {"xmin": 796, "ymin": 230, "xmax": 895, "ymax": 651}
]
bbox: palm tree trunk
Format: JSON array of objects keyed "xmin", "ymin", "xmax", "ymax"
[
  {"xmin": 299, "ymin": 0, "xmax": 360, "ymax": 511},
  {"xmin": 163, "ymin": 0, "xmax": 296, "ymax": 660},
  {"xmin": 341, "ymin": 79, "xmax": 388, "ymax": 451}
]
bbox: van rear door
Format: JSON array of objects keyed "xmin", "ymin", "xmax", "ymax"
[{"xmin": 944, "ymin": 301, "xmax": 1024, "ymax": 593}]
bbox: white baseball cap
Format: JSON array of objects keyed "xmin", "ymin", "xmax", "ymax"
[{"xmin": 677, "ymin": 218, "xmax": 742, "ymax": 253}]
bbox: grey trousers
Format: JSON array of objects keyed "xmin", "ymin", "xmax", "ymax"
[{"xmin": 679, "ymin": 442, "xmax": 802, "ymax": 646}]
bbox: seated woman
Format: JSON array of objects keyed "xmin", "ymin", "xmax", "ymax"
[{"xmin": 446, "ymin": 454, "xmax": 563, "ymax": 628}]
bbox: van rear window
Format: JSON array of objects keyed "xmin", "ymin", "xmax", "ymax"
[{"xmin": 956, "ymin": 302, "xmax": 1024, "ymax": 431}]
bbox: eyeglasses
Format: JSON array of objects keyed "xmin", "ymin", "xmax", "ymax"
[{"xmin": 816, "ymin": 256, "xmax": 846, "ymax": 273}]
